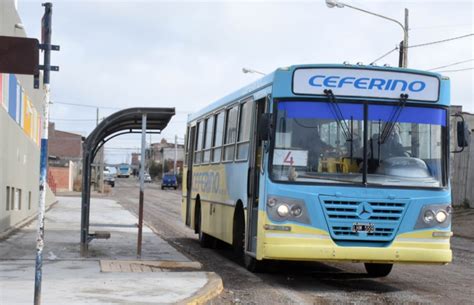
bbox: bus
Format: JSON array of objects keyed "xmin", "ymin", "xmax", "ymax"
[
  {"xmin": 117, "ymin": 164, "xmax": 131, "ymax": 178},
  {"xmin": 182, "ymin": 64, "xmax": 469, "ymax": 276}
]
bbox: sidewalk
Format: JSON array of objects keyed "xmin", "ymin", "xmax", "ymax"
[{"xmin": 0, "ymin": 197, "xmax": 223, "ymax": 304}]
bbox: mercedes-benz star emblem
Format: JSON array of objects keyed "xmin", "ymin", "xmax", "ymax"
[{"xmin": 357, "ymin": 202, "xmax": 373, "ymax": 219}]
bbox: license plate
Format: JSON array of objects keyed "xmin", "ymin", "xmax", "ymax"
[{"xmin": 352, "ymin": 223, "xmax": 375, "ymax": 233}]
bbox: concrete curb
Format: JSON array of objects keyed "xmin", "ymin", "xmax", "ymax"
[{"xmin": 178, "ymin": 272, "xmax": 224, "ymax": 305}]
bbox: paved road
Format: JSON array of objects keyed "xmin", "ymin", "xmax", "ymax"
[{"xmin": 110, "ymin": 178, "xmax": 474, "ymax": 304}]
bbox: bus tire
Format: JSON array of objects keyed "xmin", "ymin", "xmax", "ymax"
[
  {"xmin": 196, "ymin": 203, "xmax": 213, "ymax": 248},
  {"xmin": 364, "ymin": 263, "xmax": 393, "ymax": 277}
]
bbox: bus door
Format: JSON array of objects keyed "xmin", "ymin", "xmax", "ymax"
[
  {"xmin": 185, "ymin": 126, "xmax": 196, "ymax": 226},
  {"xmin": 246, "ymin": 98, "xmax": 266, "ymax": 254}
]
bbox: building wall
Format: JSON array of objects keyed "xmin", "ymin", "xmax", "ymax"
[
  {"xmin": 48, "ymin": 123, "xmax": 82, "ymax": 159},
  {"xmin": 163, "ymin": 147, "xmax": 184, "ymax": 161},
  {"xmin": 49, "ymin": 167, "xmax": 70, "ymax": 192},
  {"xmin": 0, "ymin": 0, "xmax": 54, "ymax": 233}
]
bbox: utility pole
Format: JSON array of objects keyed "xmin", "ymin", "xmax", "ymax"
[
  {"xmin": 174, "ymin": 135, "xmax": 178, "ymax": 175},
  {"xmin": 326, "ymin": 1, "xmax": 409, "ymax": 68},
  {"xmin": 403, "ymin": 8, "xmax": 409, "ymax": 68},
  {"xmin": 34, "ymin": 3, "xmax": 58, "ymax": 305}
]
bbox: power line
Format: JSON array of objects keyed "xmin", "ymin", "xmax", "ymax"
[
  {"xmin": 52, "ymin": 100, "xmax": 193, "ymax": 114},
  {"xmin": 370, "ymin": 46, "xmax": 398, "ymax": 64},
  {"xmin": 52, "ymin": 101, "xmax": 120, "ymax": 110},
  {"xmin": 411, "ymin": 23, "xmax": 472, "ymax": 31},
  {"xmin": 428, "ymin": 59, "xmax": 474, "ymax": 71},
  {"xmin": 51, "ymin": 118, "xmax": 97, "ymax": 122},
  {"xmin": 436, "ymin": 67, "xmax": 474, "ymax": 73},
  {"xmin": 408, "ymin": 33, "xmax": 473, "ymax": 49}
]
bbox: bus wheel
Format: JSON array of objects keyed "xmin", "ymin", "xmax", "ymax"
[
  {"xmin": 364, "ymin": 263, "xmax": 393, "ymax": 277},
  {"xmin": 197, "ymin": 207, "xmax": 213, "ymax": 248}
]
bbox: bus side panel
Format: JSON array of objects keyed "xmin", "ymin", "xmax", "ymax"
[
  {"xmin": 181, "ymin": 165, "xmax": 188, "ymax": 225},
  {"xmin": 191, "ymin": 162, "xmax": 248, "ymax": 244},
  {"xmin": 200, "ymin": 200, "xmax": 235, "ymax": 244}
]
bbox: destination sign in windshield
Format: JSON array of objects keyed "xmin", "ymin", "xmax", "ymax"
[{"xmin": 293, "ymin": 68, "xmax": 440, "ymax": 102}]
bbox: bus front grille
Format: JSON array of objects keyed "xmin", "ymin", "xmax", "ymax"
[{"xmin": 321, "ymin": 198, "xmax": 407, "ymax": 242}]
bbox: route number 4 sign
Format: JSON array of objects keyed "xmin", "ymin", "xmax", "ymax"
[{"xmin": 273, "ymin": 149, "xmax": 308, "ymax": 167}]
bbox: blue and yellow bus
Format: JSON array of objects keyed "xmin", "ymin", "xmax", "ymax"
[{"xmin": 182, "ymin": 64, "xmax": 469, "ymax": 276}]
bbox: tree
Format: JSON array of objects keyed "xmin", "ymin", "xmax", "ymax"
[{"xmin": 149, "ymin": 162, "xmax": 162, "ymax": 179}]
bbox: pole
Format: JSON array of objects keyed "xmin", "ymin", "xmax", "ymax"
[
  {"xmin": 34, "ymin": 3, "xmax": 52, "ymax": 305},
  {"xmin": 398, "ymin": 41, "xmax": 404, "ymax": 68},
  {"xmin": 334, "ymin": 3, "xmax": 408, "ymax": 68},
  {"xmin": 137, "ymin": 114, "xmax": 147, "ymax": 257},
  {"xmin": 174, "ymin": 135, "xmax": 178, "ymax": 175},
  {"xmin": 403, "ymin": 8, "xmax": 409, "ymax": 68}
]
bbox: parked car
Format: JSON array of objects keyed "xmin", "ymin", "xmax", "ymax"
[
  {"xmin": 161, "ymin": 174, "xmax": 178, "ymax": 190},
  {"xmin": 104, "ymin": 174, "xmax": 115, "ymax": 187},
  {"xmin": 144, "ymin": 173, "xmax": 152, "ymax": 183}
]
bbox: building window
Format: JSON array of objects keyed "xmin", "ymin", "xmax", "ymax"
[
  {"xmin": 10, "ymin": 187, "xmax": 15, "ymax": 210},
  {"xmin": 28, "ymin": 191, "xmax": 32, "ymax": 210},
  {"xmin": 236, "ymin": 101, "xmax": 253, "ymax": 160},
  {"xmin": 212, "ymin": 112, "xmax": 225, "ymax": 163},
  {"xmin": 6, "ymin": 187, "xmax": 10, "ymax": 211},
  {"xmin": 16, "ymin": 189, "xmax": 22, "ymax": 210},
  {"xmin": 223, "ymin": 106, "xmax": 239, "ymax": 161},
  {"xmin": 202, "ymin": 116, "xmax": 214, "ymax": 164}
]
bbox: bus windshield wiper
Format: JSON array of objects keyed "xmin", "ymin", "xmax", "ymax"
[
  {"xmin": 379, "ymin": 93, "xmax": 408, "ymax": 144},
  {"xmin": 324, "ymin": 89, "xmax": 352, "ymax": 142}
]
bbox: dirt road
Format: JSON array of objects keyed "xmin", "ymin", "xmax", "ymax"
[{"xmin": 110, "ymin": 178, "xmax": 474, "ymax": 304}]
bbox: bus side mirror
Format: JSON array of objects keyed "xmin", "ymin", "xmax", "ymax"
[
  {"xmin": 258, "ymin": 113, "xmax": 273, "ymax": 141},
  {"xmin": 457, "ymin": 121, "xmax": 470, "ymax": 148},
  {"xmin": 452, "ymin": 113, "xmax": 471, "ymax": 153}
]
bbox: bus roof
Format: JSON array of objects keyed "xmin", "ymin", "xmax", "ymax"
[{"xmin": 188, "ymin": 64, "xmax": 448, "ymax": 122}]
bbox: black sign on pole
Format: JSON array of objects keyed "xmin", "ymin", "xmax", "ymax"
[{"xmin": 0, "ymin": 36, "xmax": 39, "ymax": 75}]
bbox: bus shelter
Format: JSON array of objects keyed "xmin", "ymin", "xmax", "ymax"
[{"xmin": 80, "ymin": 107, "xmax": 175, "ymax": 256}]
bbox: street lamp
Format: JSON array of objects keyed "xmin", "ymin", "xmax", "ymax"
[
  {"xmin": 325, "ymin": 0, "xmax": 409, "ymax": 68},
  {"xmin": 242, "ymin": 67, "xmax": 266, "ymax": 76}
]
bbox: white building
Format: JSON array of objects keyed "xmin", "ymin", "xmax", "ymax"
[{"xmin": 0, "ymin": 0, "xmax": 55, "ymax": 235}]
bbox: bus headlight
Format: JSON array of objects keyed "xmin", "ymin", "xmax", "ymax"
[
  {"xmin": 435, "ymin": 210, "xmax": 448, "ymax": 223},
  {"xmin": 423, "ymin": 210, "xmax": 435, "ymax": 223},
  {"xmin": 267, "ymin": 197, "xmax": 277, "ymax": 208},
  {"xmin": 277, "ymin": 204, "xmax": 290, "ymax": 217},
  {"xmin": 266, "ymin": 196, "xmax": 311, "ymax": 225},
  {"xmin": 290, "ymin": 205, "xmax": 303, "ymax": 217},
  {"xmin": 415, "ymin": 204, "xmax": 451, "ymax": 229}
]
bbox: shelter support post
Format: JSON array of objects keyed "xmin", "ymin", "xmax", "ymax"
[
  {"xmin": 137, "ymin": 114, "xmax": 147, "ymax": 257},
  {"xmin": 80, "ymin": 150, "xmax": 92, "ymax": 257}
]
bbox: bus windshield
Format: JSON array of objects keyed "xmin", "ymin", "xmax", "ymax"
[{"xmin": 271, "ymin": 100, "xmax": 446, "ymax": 188}]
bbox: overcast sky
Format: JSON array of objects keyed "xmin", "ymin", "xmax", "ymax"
[{"xmin": 16, "ymin": 0, "xmax": 473, "ymax": 163}]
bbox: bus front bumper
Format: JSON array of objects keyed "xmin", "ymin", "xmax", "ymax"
[{"xmin": 261, "ymin": 231, "xmax": 452, "ymax": 264}]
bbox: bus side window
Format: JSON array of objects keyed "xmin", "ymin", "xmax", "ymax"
[
  {"xmin": 203, "ymin": 116, "xmax": 214, "ymax": 163},
  {"xmin": 184, "ymin": 126, "xmax": 190, "ymax": 162},
  {"xmin": 223, "ymin": 106, "xmax": 239, "ymax": 161},
  {"xmin": 194, "ymin": 121, "xmax": 203, "ymax": 164},
  {"xmin": 212, "ymin": 112, "xmax": 225, "ymax": 163},
  {"xmin": 236, "ymin": 101, "xmax": 252, "ymax": 160}
]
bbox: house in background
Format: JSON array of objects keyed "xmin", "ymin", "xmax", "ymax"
[{"xmin": 148, "ymin": 138, "xmax": 184, "ymax": 173}]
